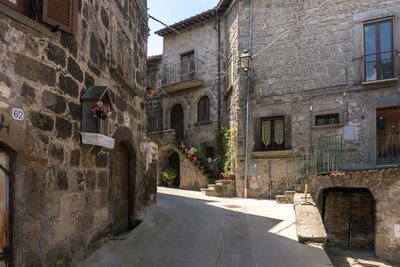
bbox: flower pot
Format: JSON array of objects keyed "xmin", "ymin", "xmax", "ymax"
[
  {"xmin": 217, "ymin": 173, "xmax": 223, "ymax": 179},
  {"xmin": 181, "ymin": 145, "xmax": 186, "ymax": 149},
  {"xmin": 199, "ymin": 166, "xmax": 205, "ymax": 170},
  {"xmin": 192, "ymin": 156, "xmax": 197, "ymax": 161},
  {"xmin": 146, "ymin": 87, "xmax": 155, "ymax": 95},
  {"xmin": 227, "ymin": 174, "xmax": 235, "ymax": 180},
  {"xmin": 187, "ymin": 152, "xmax": 193, "ymax": 158},
  {"xmin": 168, "ymin": 184, "xmax": 175, "ymax": 188},
  {"xmin": 184, "ymin": 148, "xmax": 189, "ymax": 153}
]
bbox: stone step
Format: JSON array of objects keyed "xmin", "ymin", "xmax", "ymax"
[
  {"xmin": 276, "ymin": 195, "xmax": 287, "ymax": 204},
  {"xmin": 200, "ymin": 188, "xmax": 217, "ymax": 197},
  {"xmin": 208, "ymin": 184, "xmax": 216, "ymax": 190},
  {"xmin": 284, "ymin": 191, "xmax": 296, "ymax": 203}
]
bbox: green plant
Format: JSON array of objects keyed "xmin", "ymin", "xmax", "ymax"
[
  {"xmin": 161, "ymin": 167, "xmax": 177, "ymax": 186},
  {"xmin": 189, "ymin": 147, "xmax": 201, "ymax": 158},
  {"xmin": 223, "ymin": 128, "xmax": 237, "ymax": 176},
  {"xmin": 215, "ymin": 127, "xmax": 228, "ymax": 174}
]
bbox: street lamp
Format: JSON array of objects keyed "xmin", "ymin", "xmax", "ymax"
[{"xmin": 240, "ymin": 50, "xmax": 252, "ymax": 72}]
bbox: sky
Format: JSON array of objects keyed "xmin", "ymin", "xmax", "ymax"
[{"xmin": 147, "ymin": 0, "xmax": 219, "ymax": 56}]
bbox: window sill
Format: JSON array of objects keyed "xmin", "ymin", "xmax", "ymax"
[
  {"xmin": 195, "ymin": 121, "xmax": 213, "ymax": 126},
  {"xmin": 312, "ymin": 123, "xmax": 344, "ymax": 130},
  {"xmin": 81, "ymin": 132, "xmax": 115, "ymax": 149},
  {"xmin": 362, "ymin": 78, "xmax": 398, "ymax": 86},
  {"xmin": 0, "ymin": 3, "xmax": 57, "ymax": 38},
  {"xmin": 251, "ymin": 150, "xmax": 293, "ymax": 159}
]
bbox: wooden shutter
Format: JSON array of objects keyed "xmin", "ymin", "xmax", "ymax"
[{"xmin": 42, "ymin": 0, "xmax": 77, "ymax": 35}]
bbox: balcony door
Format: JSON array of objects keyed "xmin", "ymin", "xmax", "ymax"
[
  {"xmin": 180, "ymin": 52, "xmax": 195, "ymax": 81},
  {"xmin": 171, "ymin": 104, "xmax": 184, "ymax": 140},
  {"xmin": 376, "ymin": 106, "xmax": 400, "ymax": 165}
]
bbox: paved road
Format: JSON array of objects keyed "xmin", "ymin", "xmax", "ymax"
[{"xmin": 80, "ymin": 187, "xmax": 333, "ymax": 267}]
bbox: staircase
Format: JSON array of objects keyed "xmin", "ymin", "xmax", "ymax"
[
  {"xmin": 200, "ymin": 180, "xmax": 236, "ymax": 197},
  {"xmin": 276, "ymin": 177, "xmax": 307, "ymax": 204},
  {"xmin": 177, "ymin": 144, "xmax": 217, "ymax": 185}
]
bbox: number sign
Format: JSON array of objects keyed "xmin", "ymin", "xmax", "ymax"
[{"xmin": 11, "ymin": 108, "xmax": 25, "ymax": 121}]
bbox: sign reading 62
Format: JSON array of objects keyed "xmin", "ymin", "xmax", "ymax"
[{"xmin": 11, "ymin": 108, "xmax": 25, "ymax": 121}]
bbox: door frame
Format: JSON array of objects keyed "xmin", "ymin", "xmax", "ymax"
[{"xmin": 171, "ymin": 104, "xmax": 184, "ymax": 140}]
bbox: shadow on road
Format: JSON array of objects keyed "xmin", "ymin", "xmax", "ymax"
[{"xmin": 80, "ymin": 189, "xmax": 332, "ymax": 267}]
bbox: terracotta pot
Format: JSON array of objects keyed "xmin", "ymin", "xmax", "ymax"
[
  {"xmin": 199, "ymin": 166, "xmax": 205, "ymax": 170},
  {"xmin": 187, "ymin": 152, "xmax": 192, "ymax": 158},
  {"xmin": 168, "ymin": 184, "xmax": 175, "ymax": 188},
  {"xmin": 192, "ymin": 156, "xmax": 197, "ymax": 161},
  {"xmin": 197, "ymin": 161, "xmax": 201, "ymax": 166},
  {"xmin": 228, "ymin": 174, "xmax": 235, "ymax": 180},
  {"xmin": 146, "ymin": 87, "xmax": 155, "ymax": 95},
  {"xmin": 181, "ymin": 145, "xmax": 186, "ymax": 149},
  {"xmin": 184, "ymin": 148, "xmax": 189, "ymax": 153},
  {"xmin": 217, "ymin": 173, "xmax": 223, "ymax": 179}
]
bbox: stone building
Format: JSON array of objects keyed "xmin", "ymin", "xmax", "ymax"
[
  {"xmin": 148, "ymin": 0, "xmax": 400, "ymax": 262},
  {"xmin": 0, "ymin": 0, "xmax": 156, "ymax": 265}
]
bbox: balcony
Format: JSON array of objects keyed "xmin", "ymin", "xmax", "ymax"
[
  {"xmin": 161, "ymin": 58, "xmax": 204, "ymax": 92},
  {"xmin": 308, "ymin": 135, "xmax": 400, "ymax": 174}
]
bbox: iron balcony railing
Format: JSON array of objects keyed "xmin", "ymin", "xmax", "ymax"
[
  {"xmin": 364, "ymin": 50, "xmax": 396, "ymax": 82},
  {"xmin": 308, "ymin": 134, "xmax": 400, "ymax": 175},
  {"xmin": 161, "ymin": 57, "xmax": 204, "ymax": 88}
]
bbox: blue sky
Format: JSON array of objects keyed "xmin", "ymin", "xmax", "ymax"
[{"xmin": 147, "ymin": 0, "xmax": 219, "ymax": 56}]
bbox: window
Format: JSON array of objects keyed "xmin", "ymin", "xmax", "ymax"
[
  {"xmin": 364, "ymin": 18, "xmax": 394, "ymax": 82},
  {"xmin": 0, "ymin": 0, "xmax": 78, "ymax": 35},
  {"xmin": 180, "ymin": 52, "xmax": 195, "ymax": 81},
  {"xmin": 315, "ymin": 114, "xmax": 340, "ymax": 126},
  {"xmin": 260, "ymin": 117, "xmax": 285, "ymax": 151},
  {"xmin": 198, "ymin": 96, "xmax": 210, "ymax": 123},
  {"xmin": 227, "ymin": 61, "xmax": 233, "ymax": 90}
]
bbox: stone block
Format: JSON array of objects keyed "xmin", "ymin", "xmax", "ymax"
[
  {"xmin": 60, "ymin": 31, "xmax": 78, "ymax": 58},
  {"xmin": 56, "ymin": 169, "xmax": 69, "ymax": 191},
  {"xmin": 42, "ymin": 90, "xmax": 67, "ymax": 114},
  {"xmin": 95, "ymin": 152, "xmax": 108, "ymax": 168},
  {"xmin": 96, "ymin": 171, "xmax": 108, "ymax": 190},
  {"xmin": 68, "ymin": 56, "xmax": 83, "ymax": 82},
  {"xmin": 50, "ymin": 143, "xmax": 64, "ymax": 162},
  {"xmin": 15, "ymin": 54, "xmax": 56, "ymax": 86},
  {"xmin": 68, "ymin": 101, "xmax": 81, "ymax": 121},
  {"xmin": 46, "ymin": 43, "xmax": 66, "ymax": 67},
  {"xmin": 21, "ymin": 83, "xmax": 36, "ymax": 102},
  {"xmin": 85, "ymin": 170, "xmax": 96, "ymax": 191},
  {"xmin": 69, "ymin": 149, "xmax": 80, "ymax": 167},
  {"xmin": 59, "ymin": 74, "xmax": 79, "ymax": 98},
  {"xmin": 29, "ymin": 111, "xmax": 54, "ymax": 131},
  {"xmin": 55, "ymin": 117, "xmax": 72, "ymax": 139}
]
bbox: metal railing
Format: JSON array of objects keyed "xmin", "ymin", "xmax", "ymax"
[
  {"xmin": 161, "ymin": 58, "xmax": 203, "ymax": 87},
  {"xmin": 308, "ymin": 134, "xmax": 400, "ymax": 175},
  {"xmin": 364, "ymin": 50, "xmax": 395, "ymax": 82}
]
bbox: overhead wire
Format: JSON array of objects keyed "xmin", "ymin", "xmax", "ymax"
[
  {"xmin": 252, "ymin": 0, "xmax": 330, "ymax": 58},
  {"xmin": 148, "ymin": 14, "xmax": 230, "ymax": 59}
]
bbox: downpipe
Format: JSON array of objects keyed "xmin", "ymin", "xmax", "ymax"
[{"xmin": 244, "ymin": 0, "xmax": 253, "ymax": 198}]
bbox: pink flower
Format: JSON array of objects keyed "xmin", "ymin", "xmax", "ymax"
[{"xmin": 103, "ymin": 106, "xmax": 106, "ymax": 112}]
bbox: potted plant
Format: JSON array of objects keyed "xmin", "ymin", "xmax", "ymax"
[
  {"xmin": 146, "ymin": 86, "xmax": 155, "ymax": 95},
  {"xmin": 190, "ymin": 147, "xmax": 201, "ymax": 161},
  {"xmin": 161, "ymin": 167, "xmax": 177, "ymax": 187}
]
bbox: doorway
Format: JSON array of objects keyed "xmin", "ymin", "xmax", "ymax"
[
  {"xmin": 113, "ymin": 143, "xmax": 132, "ymax": 236},
  {"xmin": 376, "ymin": 106, "xmax": 400, "ymax": 165},
  {"xmin": 323, "ymin": 188, "xmax": 374, "ymax": 248},
  {"xmin": 168, "ymin": 152, "xmax": 180, "ymax": 187},
  {"xmin": 0, "ymin": 149, "xmax": 9, "ymax": 266},
  {"xmin": 171, "ymin": 104, "xmax": 184, "ymax": 140}
]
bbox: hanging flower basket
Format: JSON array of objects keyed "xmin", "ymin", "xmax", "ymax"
[{"xmin": 91, "ymin": 101, "xmax": 111, "ymax": 120}]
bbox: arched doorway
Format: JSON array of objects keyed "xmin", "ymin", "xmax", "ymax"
[
  {"xmin": 323, "ymin": 188, "xmax": 374, "ymax": 248},
  {"xmin": 171, "ymin": 104, "xmax": 184, "ymax": 140},
  {"xmin": 0, "ymin": 148, "xmax": 9, "ymax": 262},
  {"xmin": 168, "ymin": 152, "xmax": 180, "ymax": 187},
  {"xmin": 113, "ymin": 143, "xmax": 133, "ymax": 235}
]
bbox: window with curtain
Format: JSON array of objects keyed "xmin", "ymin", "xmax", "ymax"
[
  {"xmin": 260, "ymin": 117, "xmax": 285, "ymax": 151},
  {"xmin": 364, "ymin": 18, "xmax": 394, "ymax": 82},
  {"xmin": 198, "ymin": 96, "xmax": 210, "ymax": 123}
]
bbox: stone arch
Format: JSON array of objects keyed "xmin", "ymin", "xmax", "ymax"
[
  {"xmin": 318, "ymin": 187, "xmax": 375, "ymax": 249},
  {"xmin": 194, "ymin": 89, "xmax": 216, "ymax": 122},
  {"xmin": 0, "ymin": 141, "xmax": 15, "ymax": 261},
  {"xmin": 164, "ymin": 97, "xmax": 190, "ymax": 133},
  {"xmin": 111, "ymin": 127, "xmax": 138, "ymax": 235},
  {"xmin": 158, "ymin": 145, "xmax": 181, "ymax": 186}
]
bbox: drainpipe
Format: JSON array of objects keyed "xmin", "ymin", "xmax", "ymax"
[
  {"xmin": 244, "ymin": 0, "xmax": 253, "ymax": 198},
  {"xmin": 215, "ymin": 8, "xmax": 222, "ymax": 129}
]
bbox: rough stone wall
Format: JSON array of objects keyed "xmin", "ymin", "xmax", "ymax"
[
  {"xmin": 230, "ymin": 0, "xmax": 400, "ymax": 197},
  {"xmin": 159, "ymin": 18, "xmax": 222, "ymax": 149},
  {"xmin": 309, "ymin": 169, "xmax": 400, "ymax": 262},
  {"xmin": 0, "ymin": 0, "xmax": 156, "ymax": 266}
]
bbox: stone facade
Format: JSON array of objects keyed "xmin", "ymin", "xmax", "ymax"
[
  {"xmin": 309, "ymin": 169, "xmax": 400, "ymax": 262},
  {"xmin": 0, "ymin": 0, "xmax": 156, "ymax": 266}
]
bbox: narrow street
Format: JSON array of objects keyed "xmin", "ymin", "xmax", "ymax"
[{"xmin": 80, "ymin": 187, "xmax": 332, "ymax": 267}]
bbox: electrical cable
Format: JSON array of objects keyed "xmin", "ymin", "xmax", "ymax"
[
  {"xmin": 148, "ymin": 14, "xmax": 229, "ymax": 59},
  {"xmin": 253, "ymin": 0, "xmax": 330, "ymax": 58}
]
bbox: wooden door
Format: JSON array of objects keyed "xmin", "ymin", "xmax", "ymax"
[
  {"xmin": 376, "ymin": 107, "xmax": 400, "ymax": 164},
  {"xmin": 171, "ymin": 104, "xmax": 184, "ymax": 140},
  {"xmin": 113, "ymin": 143, "xmax": 130, "ymax": 235},
  {"xmin": 181, "ymin": 52, "xmax": 195, "ymax": 81},
  {"xmin": 324, "ymin": 189, "xmax": 374, "ymax": 248},
  {"xmin": 0, "ymin": 150, "xmax": 8, "ymax": 266}
]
